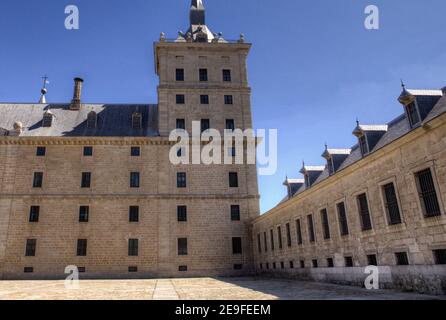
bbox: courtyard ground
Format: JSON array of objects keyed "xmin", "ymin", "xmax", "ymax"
[{"xmin": 0, "ymin": 277, "xmax": 443, "ymax": 300}]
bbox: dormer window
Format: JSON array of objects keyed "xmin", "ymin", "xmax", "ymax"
[
  {"xmin": 359, "ymin": 135, "xmax": 368, "ymax": 156},
  {"xmin": 87, "ymin": 111, "xmax": 97, "ymax": 129},
  {"xmin": 42, "ymin": 111, "xmax": 54, "ymax": 127},
  {"xmin": 327, "ymin": 157, "xmax": 335, "ymax": 176},
  {"xmin": 304, "ymin": 174, "xmax": 310, "ymax": 188},
  {"xmin": 132, "ymin": 112, "xmax": 142, "ymax": 129},
  {"xmin": 406, "ymin": 102, "xmax": 420, "ymax": 127}
]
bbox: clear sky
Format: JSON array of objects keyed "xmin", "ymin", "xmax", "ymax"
[{"xmin": 0, "ymin": 0, "xmax": 445, "ymax": 213}]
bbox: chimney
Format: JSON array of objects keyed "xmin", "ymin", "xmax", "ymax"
[{"xmin": 70, "ymin": 77, "xmax": 84, "ymax": 110}]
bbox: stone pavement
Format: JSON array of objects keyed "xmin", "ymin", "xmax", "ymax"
[{"xmin": 0, "ymin": 277, "xmax": 443, "ymax": 300}]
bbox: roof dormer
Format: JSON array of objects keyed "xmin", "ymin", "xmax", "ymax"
[
  {"xmin": 352, "ymin": 122, "xmax": 388, "ymax": 156},
  {"xmin": 322, "ymin": 146, "xmax": 352, "ymax": 175},
  {"xmin": 283, "ymin": 178, "xmax": 304, "ymax": 198},
  {"xmin": 300, "ymin": 163, "xmax": 325, "ymax": 188},
  {"xmin": 87, "ymin": 111, "xmax": 98, "ymax": 129},
  {"xmin": 42, "ymin": 110, "xmax": 54, "ymax": 128}
]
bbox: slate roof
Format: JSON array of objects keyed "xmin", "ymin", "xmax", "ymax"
[{"xmin": 0, "ymin": 103, "xmax": 159, "ymax": 137}]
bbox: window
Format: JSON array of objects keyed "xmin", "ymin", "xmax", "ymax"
[
  {"xmin": 280, "ymin": 262, "xmax": 285, "ymax": 269},
  {"xmin": 24, "ymin": 267, "xmax": 34, "ymax": 273},
  {"xmin": 270, "ymin": 229, "xmax": 275, "ymax": 251},
  {"xmin": 234, "ymin": 264, "xmax": 243, "ymax": 270},
  {"xmin": 79, "ymin": 206, "xmax": 89, "ymax": 223},
  {"xmin": 200, "ymin": 95, "xmax": 209, "ymax": 105},
  {"xmin": 176, "ymin": 94, "xmax": 185, "ymax": 104},
  {"xmin": 199, "ymin": 69, "xmax": 208, "ymax": 82},
  {"xmin": 263, "ymin": 232, "xmax": 268, "ymax": 252},
  {"xmin": 81, "ymin": 172, "xmax": 91, "ymax": 188},
  {"xmin": 266, "ymin": 263, "xmax": 269, "ymax": 270},
  {"xmin": 415, "ymin": 168, "xmax": 441, "ymax": 217},
  {"xmin": 77, "ymin": 239, "xmax": 87, "ymax": 256},
  {"xmin": 83, "ymin": 146, "xmax": 93, "ymax": 156},
  {"xmin": 327, "ymin": 158, "xmax": 334, "ymax": 175},
  {"xmin": 229, "ymin": 172, "xmax": 238, "ymax": 188},
  {"xmin": 128, "ymin": 266, "xmax": 138, "ymax": 273},
  {"xmin": 129, "ymin": 206, "xmax": 139, "ymax": 222},
  {"xmin": 179, "ymin": 266, "xmax": 188, "ymax": 272},
  {"xmin": 200, "ymin": 119, "xmax": 210, "ymax": 132},
  {"xmin": 176, "ymin": 68, "xmax": 184, "ymax": 81},
  {"xmin": 337, "ymin": 202, "xmax": 349, "ymax": 236},
  {"xmin": 307, "ymin": 214, "xmax": 315, "ymax": 242},
  {"xmin": 289, "ymin": 261, "xmax": 294, "ymax": 269},
  {"xmin": 224, "ymin": 95, "xmax": 233, "ymax": 105},
  {"xmin": 177, "ymin": 172, "xmax": 187, "ymax": 188},
  {"xmin": 273, "ymin": 262, "xmax": 276, "ymax": 269},
  {"xmin": 312, "ymin": 259, "xmax": 318, "ymax": 268},
  {"xmin": 260, "ymin": 263, "xmax": 263, "ymax": 270},
  {"xmin": 359, "ymin": 135, "xmax": 368, "ymax": 156},
  {"xmin": 78, "ymin": 267, "xmax": 86, "ymax": 273},
  {"xmin": 225, "ymin": 119, "xmax": 235, "ymax": 131},
  {"xmin": 25, "ymin": 239, "xmax": 36, "ymax": 256},
  {"xmin": 128, "ymin": 239, "xmax": 139, "ymax": 256},
  {"xmin": 42, "ymin": 112, "xmax": 53, "ymax": 127},
  {"xmin": 176, "ymin": 119, "xmax": 185, "ymax": 130},
  {"xmin": 178, "ymin": 238, "xmax": 188, "ymax": 255},
  {"xmin": 357, "ymin": 193, "xmax": 372, "ymax": 231},
  {"xmin": 406, "ymin": 102, "xmax": 420, "ymax": 127},
  {"xmin": 345, "ymin": 256, "xmax": 354, "ymax": 267},
  {"xmin": 33, "ymin": 172, "xmax": 43, "ymax": 188},
  {"xmin": 433, "ymin": 249, "xmax": 446, "ymax": 265},
  {"xmin": 130, "ymin": 172, "xmax": 140, "ymax": 188},
  {"xmin": 277, "ymin": 226, "xmax": 283, "ymax": 249},
  {"xmin": 132, "ymin": 113, "xmax": 142, "ymax": 129},
  {"xmin": 383, "ymin": 183, "xmax": 402, "ymax": 225},
  {"xmin": 320, "ymin": 209, "xmax": 330, "ymax": 240},
  {"xmin": 300, "ymin": 260, "xmax": 305, "ymax": 268},
  {"xmin": 222, "ymin": 69, "xmax": 232, "ymax": 82},
  {"xmin": 231, "ymin": 205, "xmax": 240, "ymax": 221},
  {"xmin": 257, "ymin": 234, "xmax": 262, "ymax": 253},
  {"xmin": 36, "ymin": 146, "xmax": 46, "ymax": 156},
  {"xmin": 395, "ymin": 252, "xmax": 409, "ymax": 266},
  {"xmin": 304, "ymin": 174, "xmax": 310, "ymax": 188},
  {"xmin": 286, "ymin": 223, "xmax": 292, "ymax": 247},
  {"xmin": 29, "ymin": 206, "xmax": 40, "ymax": 222},
  {"xmin": 367, "ymin": 254, "xmax": 378, "ymax": 266},
  {"xmin": 296, "ymin": 219, "xmax": 303, "ymax": 245},
  {"xmin": 131, "ymin": 147, "xmax": 141, "ymax": 157},
  {"xmin": 327, "ymin": 258, "xmax": 334, "ymax": 268},
  {"xmin": 87, "ymin": 111, "xmax": 97, "ymax": 129},
  {"xmin": 232, "ymin": 237, "xmax": 242, "ymax": 254},
  {"xmin": 177, "ymin": 206, "xmax": 187, "ymax": 222}
]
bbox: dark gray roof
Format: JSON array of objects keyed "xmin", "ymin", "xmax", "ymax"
[{"xmin": 0, "ymin": 103, "xmax": 159, "ymax": 137}]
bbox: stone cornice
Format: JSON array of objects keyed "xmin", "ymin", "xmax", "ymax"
[
  {"xmin": 0, "ymin": 193, "xmax": 260, "ymax": 200},
  {"xmin": 0, "ymin": 137, "xmax": 174, "ymax": 146}
]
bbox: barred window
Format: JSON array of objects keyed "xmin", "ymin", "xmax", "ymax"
[
  {"xmin": 222, "ymin": 69, "xmax": 232, "ymax": 82},
  {"xmin": 337, "ymin": 202, "xmax": 349, "ymax": 236},
  {"xmin": 81, "ymin": 172, "xmax": 91, "ymax": 188},
  {"xmin": 406, "ymin": 102, "xmax": 420, "ymax": 127},
  {"xmin": 131, "ymin": 147, "xmax": 141, "ymax": 157},
  {"xmin": 229, "ymin": 172, "xmax": 239, "ymax": 188},
  {"xmin": 307, "ymin": 214, "xmax": 315, "ymax": 242},
  {"xmin": 296, "ymin": 219, "xmax": 303, "ymax": 245},
  {"xmin": 36, "ymin": 146, "xmax": 46, "ymax": 157},
  {"xmin": 224, "ymin": 95, "xmax": 233, "ymax": 105},
  {"xmin": 357, "ymin": 193, "xmax": 372, "ymax": 231},
  {"xmin": 33, "ymin": 172, "xmax": 43, "ymax": 188},
  {"xmin": 199, "ymin": 69, "xmax": 208, "ymax": 82},
  {"xmin": 177, "ymin": 172, "xmax": 187, "ymax": 188},
  {"xmin": 177, "ymin": 206, "xmax": 187, "ymax": 222},
  {"xmin": 129, "ymin": 206, "xmax": 139, "ymax": 222},
  {"xmin": 232, "ymin": 237, "xmax": 242, "ymax": 254},
  {"xmin": 79, "ymin": 206, "xmax": 89, "ymax": 222},
  {"xmin": 128, "ymin": 239, "xmax": 139, "ymax": 256},
  {"xmin": 29, "ymin": 206, "xmax": 40, "ymax": 223},
  {"xmin": 25, "ymin": 239, "xmax": 37, "ymax": 256},
  {"xmin": 200, "ymin": 95, "xmax": 209, "ymax": 105},
  {"xmin": 178, "ymin": 238, "xmax": 188, "ymax": 255},
  {"xmin": 176, "ymin": 68, "xmax": 184, "ymax": 81},
  {"xmin": 130, "ymin": 172, "xmax": 140, "ymax": 188},
  {"xmin": 176, "ymin": 94, "xmax": 185, "ymax": 104},
  {"xmin": 83, "ymin": 146, "xmax": 93, "ymax": 156},
  {"xmin": 230, "ymin": 205, "xmax": 240, "ymax": 221},
  {"xmin": 395, "ymin": 252, "xmax": 409, "ymax": 266},
  {"xmin": 270, "ymin": 229, "xmax": 275, "ymax": 251},
  {"xmin": 128, "ymin": 266, "xmax": 138, "ymax": 273},
  {"xmin": 286, "ymin": 223, "xmax": 292, "ymax": 247},
  {"xmin": 415, "ymin": 168, "xmax": 441, "ymax": 217},
  {"xmin": 383, "ymin": 183, "xmax": 402, "ymax": 225},
  {"xmin": 277, "ymin": 226, "xmax": 283, "ymax": 249},
  {"xmin": 77, "ymin": 239, "xmax": 87, "ymax": 256},
  {"xmin": 320, "ymin": 209, "xmax": 330, "ymax": 240}
]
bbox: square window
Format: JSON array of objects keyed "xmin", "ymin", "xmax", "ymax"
[
  {"xmin": 128, "ymin": 239, "xmax": 139, "ymax": 256},
  {"xmin": 83, "ymin": 146, "xmax": 93, "ymax": 157},
  {"xmin": 131, "ymin": 147, "xmax": 141, "ymax": 157},
  {"xmin": 176, "ymin": 94, "xmax": 185, "ymax": 104},
  {"xmin": 229, "ymin": 172, "xmax": 239, "ymax": 188},
  {"xmin": 81, "ymin": 172, "xmax": 91, "ymax": 188},
  {"xmin": 177, "ymin": 172, "xmax": 187, "ymax": 188},
  {"xmin": 79, "ymin": 206, "xmax": 89, "ymax": 222},
  {"xmin": 29, "ymin": 206, "xmax": 40, "ymax": 223},
  {"xmin": 200, "ymin": 95, "xmax": 209, "ymax": 105},
  {"xmin": 177, "ymin": 206, "xmax": 187, "ymax": 222},
  {"xmin": 395, "ymin": 252, "xmax": 409, "ymax": 266},
  {"xmin": 178, "ymin": 238, "xmax": 188, "ymax": 256},
  {"xmin": 77, "ymin": 239, "xmax": 87, "ymax": 256},
  {"xmin": 129, "ymin": 206, "xmax": 139, "ymax": 222},
  {"xmin": 232, "ymin": 237, "xmax": 242, "ymax": 254},
  {"xmin": 130, "ymin": 172, "xmax": 140, "ymax": 188},
  {"xmin": 223, "ymin": 69, "xmax": 232, "ymax": 82},
  {"xmin": 367, "ymin": 254, "xmax": 378, "ymax": 266},
  {"xmin": 176, "ymin": 119, "xmax": 185, "ymax": 130},
  {"xmin": 433, "ymin": 249, "xmax": 446, "ymax": 265},
  {"xmin": 224, "ymin": 95, "xmax": 233, "ymax": 105},
  {"xmin": 199, "ymin": 69, "xmax": 208, "ymax": 82},
  {"xmin": 176, "ymin": 69, "xmax": 184, "ymax": 81},
  {"xmin": 128, "ymin": 266, "xmax": 138, "ymax": 273},
  {"xmin": 33, "ymin": 172, "xmax": 43, "ymax": 188},
  {"xmin": 230, "ymin": 205, "xmax": 240, "ymax": 221},
  {"xmin": 344, "ymin": 256, "xmax": 354, "ymax": 267},
  {"xmin": 36, "ymin": 147, "xmax": 46, "ymax": 156},
  {"xmin": 179, "ymin": 265, "xmax": 188, "ymax": 272}
]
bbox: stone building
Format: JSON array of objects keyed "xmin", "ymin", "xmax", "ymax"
[
  {"xmin": 252, "ymin": 86, "xmax": 446, "ymax": 294},
  {"xmin": 0, "ymin": 0, "xmax": 259, "ymax": 279}
]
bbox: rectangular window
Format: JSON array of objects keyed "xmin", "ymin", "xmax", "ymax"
[
  {"xmin": 300, "ymin": 260, "xmax": 305, "ymax": 268},
  {"xmin": 257, "ymin": 234, "xmax": 262, "ymax": 253},
  {"xmin": 359, "ymin": 135, "xmax": 368, "ymax": 156},
  {"xmin": 29, "ymin": 206, "xmax": 40, "ymax": 222},
  {"xmin": 177, "ymin": 206, "xmax": 187, "ymax": 222},
  {"xmin": 223, "ymin": 69, "xmax": 232, "ymax": 82},
  {"xmin": 176, "ymin": 119, "xmax": 185, "ymax": 130},
  {"xmin": 176, "ymin": 94, "xmax": 185, "ymax": 104},
  {"xmin": 307, "ymin": 214, "xmax": 315, "ymax": 242},
  {"xmin": 357, "ymin": 193, "xmax": 373, "ymax": 231},
  {"xmin": 36, "ymin": 146, "xmax": 46, "ymax": 156},
  {"xmin": 230, "ymin": 205, "xmax": 240, "ymax": 221},
  {"xmin": 406, "ymin": 102, "xmax": 420, "ymax": 127},
  {"xmin": 345, "ymin": 256, "xmax": 354, "ymax": 267},
  {"xmin": 395, "ymin": 252, "xmax": 409, "ymax": 266},
  {"xmin": 337, "ymin": 202, "xmax": 349, "ymax": 236},
  {"xmin": 179, "ymin": 266, "xmax": 188, "ymax": 272},
  {"xmin": 128, "ymin": 266, "xmax": 138, "ymax": 273},
  {"xmin": 128, "ymin": 239, "xmax": 139, "ymax": 256},
  {"xmin": 79, "ymin": 206, "xmax": 89, "ymax": 223},
  {"xmin": 433, "ymin": 249, "xmax": 446, "ymax": 265},
  {"xmin": 200, "ymin": 95, "xmax": 209, "ymax": 105},
  {"xmin": 77, "ymin": 239, "xmax": 87, "ymax": 256},
  {"xmin": 178, "ymin": 238, "xmax": 188, "ymax": 255},
  {"xmin": 367, "ymin": 254, "xmax": 378, "ymax": 266},
  {"xmin": 200, "ymin": 119, "xmax": 210, "ymax": 132},
  {"xmin": 225, "ymin": 119, "xmax": 235, "ymax": 131},
  {"xmin": 199, "ymin": 68, "xmax": 208, "ymax": 82},
  {"xmin": 83, "ymin": 146, "xmax": 93, "ymax": 156},
  {"xmin": 33, "ymin": 172, "xmax": 43, "ymax": 188},
  {"xmin": 327, "ymin": 158, "xmax": 334, "ymax": 175},
  {"xmin": 270, "ymin": 229, "xmax": 275, "ymax": 251},
  {"xmin": 131, "ymin": 147, "xmax": 141, "ymax": 157},
  {"xmin": 415, "ymin": 168, "xmax": 441, "ymax": 217},
  {"xmin": 383, "ymin": 182, "xmax": 402, "ymax": 225},
  {"xmin": 130, "ymin": 172, "xmax": 140, "ymax": 188},
  {"xmin": 277, "ymin": 226, "xmax": 283, "ymax": 249},
  {"xmin": 232, "ymin": 237, "xmax": 242, "ymax": 254},
  {"xmin": 327, "ymin": 258, "xmax": 334, "ymax": 268},
  {"xmin": 129, "ymin": 206, "xmax": 139, "ymax": 222},
  {"xmin": 234, "ymin": 264, "xmax": 243, "ymax": 270},
  {"xmin": 81, "ymin": 172, "xmax": 91, "ymax": 188},
  {"xmin": 177, "ymin": 172, "xmax": 187, "ymax": 188},
  {"xmin": 176, "ymin": 68, "xmax": 184, "ymax": 81},
  {"xmin": 320, "ymin": 209, "xmax": 330, "ymax": 240},
  {"xmin": 296, "ymin": 219, "xmax": 303, "ymax": 245},
  {"xmin": 286, "ymin": 223, "xmax": 292, "ymax": 247},
  {"xmin": 289, "ymin": 261, "xmax": 294, "ymax": 269},
  {"xmin": 263, "ymin": 232, "xmax": 268, "ymax": 252},
  {"xmin": 312, "ymin": 259, "xmax": 318, "ymax": 268},
  {"xmin": 78, "ymin": 267, "xmax": 86, "ymax": 273},
  {"xmin": 25, "ymin": 239, "xmax": 36, "ymax": 256},
  {"xmin": 273, "ymin": 262, "xmax": 276, "ymax": 269},
  {"xmin": 280, "ymin": 262, "xmax": 285, "ymax": 269},
  {"xmin": 224, "ymin": 95, "xmax": 233, "ymax": 105},
  {"xmin": 24, "ymin": 267, "xmax": 34, "ymax": 273},
  {"xmin": 229, "ymin": 172, "xmax": 239, "ymax": 188}
]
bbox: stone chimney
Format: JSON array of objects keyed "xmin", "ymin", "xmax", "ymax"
[{"xmin": 70, "ymin": 77, "xmax": 84, "ymax": 110}]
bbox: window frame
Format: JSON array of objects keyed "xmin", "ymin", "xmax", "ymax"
[
  {"xmin": 178, "ymin": 238, "xmax": 188, "ymax": 256},
  {"xmin": 76, "ymin": 239, "xmax": 88, "ymax": 257},
  {"xmin": 177, "ymin": 172, "xmax": 187, "ymax": 188},
  {"xmin": 25, "ymin": 239, "xmax": 37, "ymax": 257},
  {"xmin": 81, "ymin": 172, "xmax": 92, "ymax": 188},
  {"xmin": 129, "ymin": 206, "xmax": 139, "ymax": 223},
  {"xmin": 130, "ymin": 172, "xmax": 140, "ymax": 188},
  {"xmin": 230, "ymin": 205, "xmax": 241, "ymax": 221},
  {"xmin": 414, "ymin": 167, "xmax": 443, "ymax": 218},
  {"xmin": 222, "ymin": 69, "xmax": 232, "ymax": 82},
  {"xmin": 378, "ymin": 178, "xmax": 404, "ymax": 226},
  {"xmin": 355, "ymin": 192, "xmax": 373, "ymax": 231},
  {"xmin": 177, "ymin": 205, "xmax": 187, "ymax": 222},
  {"xmin": 224, "ymin": 95, "xmax": 233, "ymax": 105},
  {"xmin": 232, "ymin": 237, "xmax": 242, "ymax": 255},
  {"xmin": 29, "ymin": 206, "xmax": 40, "ymax": 223},
  {"xmin": 131, "ymin": 146, "xmax": 141, "ymax": 157},
  {"xmin": 33, "ymin": 172, "xmax": 43, "ymax": 188},
  {"xmin": 79, "ymin": 206, "xmax": 90, "ymax": 223},
  {"xmin": 320, "ymin": 208, "xmax": 331, "ymax": 240},
  {"xmin": 176, "ymin": 68, "xmax": 185, "ymax": 82},
  {"xmin": 229, "ymin": 172, "xmax": 239, "ymax": 188},
  {"xmin": 36, "ymin": 146, "xmax": 46, "ymax": 157},
  {"xmin": 128, "ymin": 239, "xmax": 139, "ymax": 256},
  {"xmin": 335, "ymin": 200, "xmax": 349, "ymax": 237}
]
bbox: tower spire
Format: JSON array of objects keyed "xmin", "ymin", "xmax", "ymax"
[
  {"xmin": 190, "ymin": 0, "xmax": 205, "ymax": 25},
  {"xmin": 187, "ymin": 0, "xmax": 215, "ymax": 42},
  {"xmin": 39, "ymin": 75, "xmax": 49, "ymax": 104}
]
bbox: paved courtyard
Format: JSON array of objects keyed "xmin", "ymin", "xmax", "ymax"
[{"xmin": 0, "ymin": 277, "xmax": 443, "ymax": 300}]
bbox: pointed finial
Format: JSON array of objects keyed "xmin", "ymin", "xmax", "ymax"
[
  {"xmin": 39, "ymin": 75, "xmax": 49, "ymax": 104},
  {"xmin": 356, "ymin": 117, "xmax": 360, "ymax": 127},
  {"xmin": 401, "ymin": 79, "xmax": 406, "ymax": 90},
  {"xmin": 325, "ymin": 142, "xmax": 328, "ymax": 151}
]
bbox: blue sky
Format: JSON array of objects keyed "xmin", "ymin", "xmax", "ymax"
[{"xmin": 0, "ymin": 0, "xmax": 445, "ymax": 213}]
